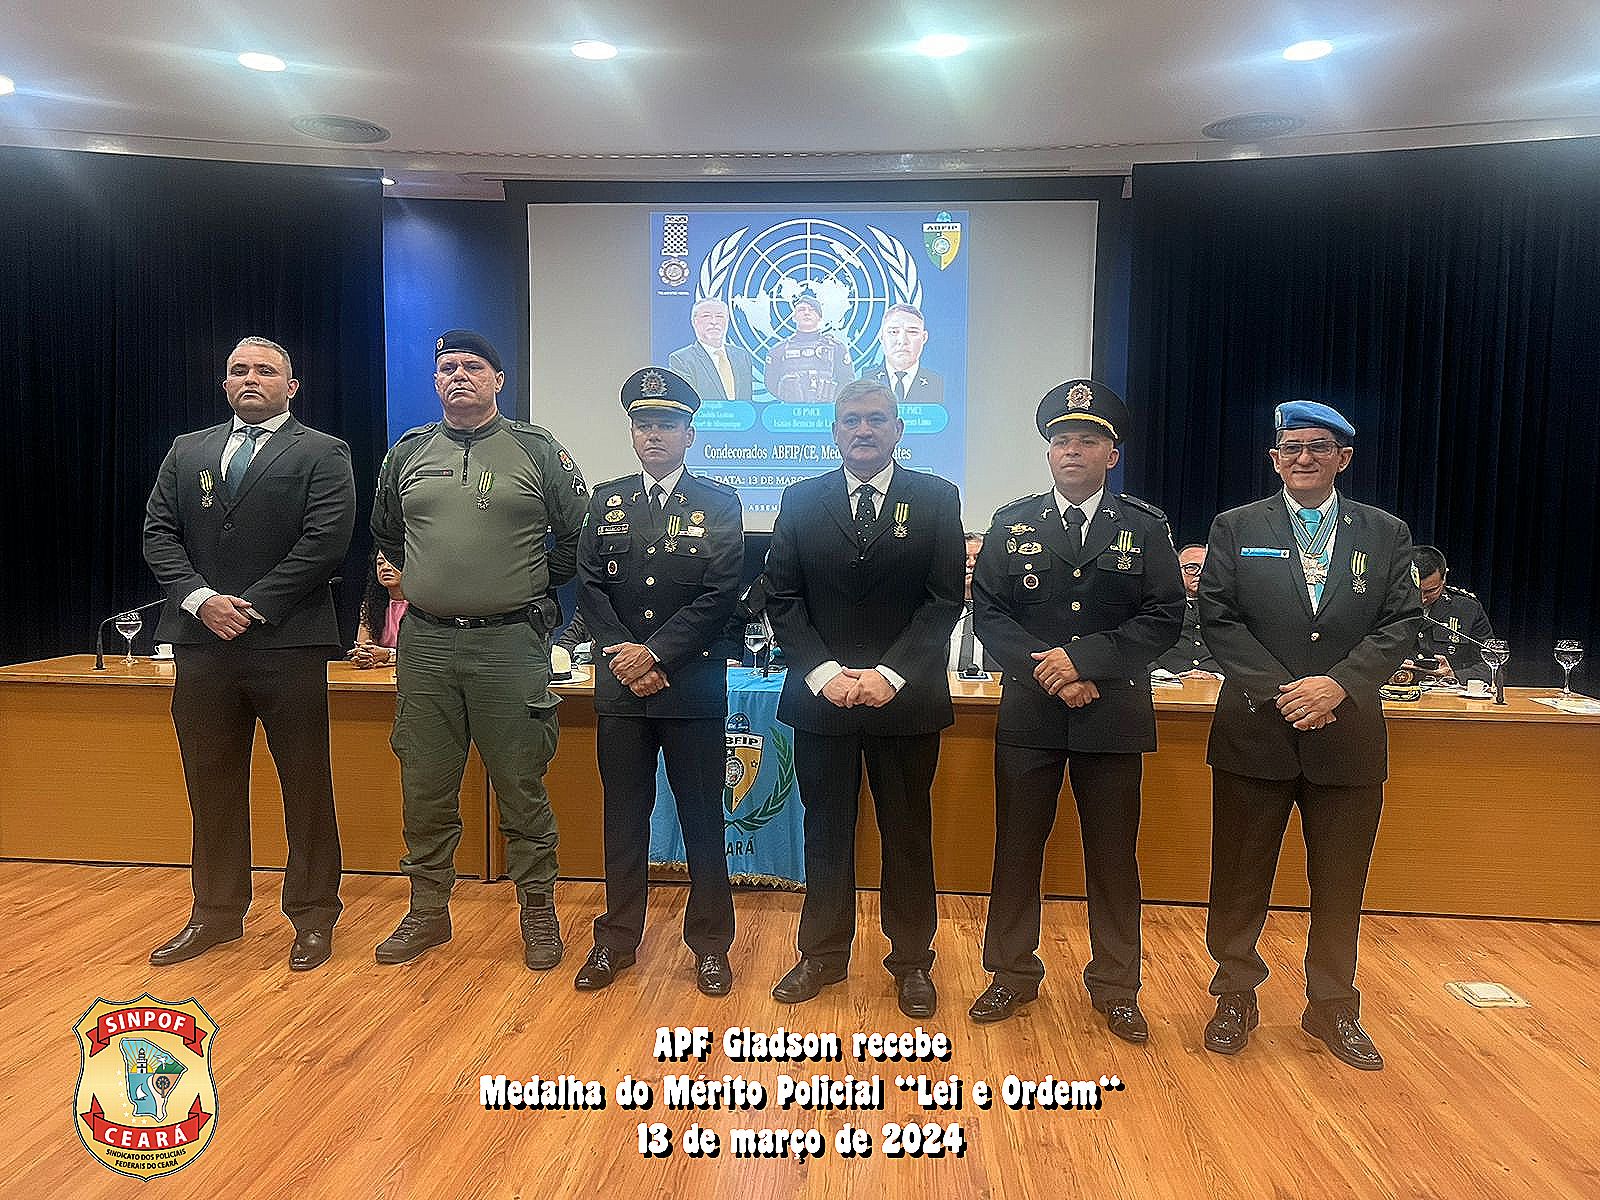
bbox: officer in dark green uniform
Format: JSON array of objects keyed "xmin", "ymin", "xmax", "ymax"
[
  {"xmin": 1407, "ymin": 545, "xmax": 1495, "ymax": 685},
  {"xmin": 370, "ymin": 330, "xmax": 588, "ymax": 969},
  {"xmin": 572, "ymin": 367, "xmax": 744, "ymax": 996},
  {"xmin": 969, "ymin": 380, "xmax": 1185, "ymax": 1038}
]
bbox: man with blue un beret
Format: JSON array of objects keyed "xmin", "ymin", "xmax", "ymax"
[{"xmin": 1198, "ymin": 400, "xmax": 1420, "ymax": 1071}]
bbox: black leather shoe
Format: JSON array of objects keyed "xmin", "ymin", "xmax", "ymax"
[
  {"xmin": 289, "ymin": 928, "xmax": 333, "ymax": 972},
  {"xmin": 1203, "ymin": 991, "xmax": 1259, "ymax": 1055},
  {"xmin": 1096, "ymin": 998, "xmax": 1149, "ymax": 1044},
  {"xmin": 968, "ymin": 980, "xmax": 1037, "ymax": 1024},
  {"xmin": 1302, "ymin": 1005, "xmax": 1385, "ymax": 1071},
  {"xmin": 574, "ymin": 945, "xmax": 635, "ymax": 991},
  {"xmin": 520, "ymin": 896, "xmax": 564, "ymax": 970},
  {"xmin": 375, "ymin": 910, "xmax": 451, "ymax": 965},
  {"xmin": 149, "ymin": 923, "xmax": 243, "ymax": 967},
  {"xmin": 772, "ymin": 958, "xmax": 847, "ymax": 1003},
  {"xmin": 897, "ymin": 969, "xmax": 938, "ymax": 1018},
  {"xmin": 696, "ymin": 953, "xmax": 734, "ymax": 997}
]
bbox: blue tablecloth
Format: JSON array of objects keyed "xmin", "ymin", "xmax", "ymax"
[{"xmin": 648, "ymin": 668, "xmax": 806, "ymax": 888}]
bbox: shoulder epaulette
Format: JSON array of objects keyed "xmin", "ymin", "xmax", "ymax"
[
  {"xmin": 1117, "ymin": 493, "xmax": 1168, "ymax": 521},
  {"xmin": 697, "ymin": 474, "xmax": 737, "ymax": 495}
]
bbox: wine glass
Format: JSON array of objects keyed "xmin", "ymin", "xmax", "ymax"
[
  {"xmin": 1554, "ymin": 640, "xmax": 1584, "ymax": 697},
  {"xmin": 1481, "ymin": 638, "xmax": 1510, "ymax": 704},
  {"xmin": 744, "ymin": 621, "xmax": 769, "ymax": 671},
  {"xmin": 114, "ymin": 610, "xmax": 143, "ymax": 666}
]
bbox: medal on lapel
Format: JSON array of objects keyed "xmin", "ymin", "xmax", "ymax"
[
  {"xmin": 665, "ymin": 513, "xmax": 682, "ymax": 553},
  {"xmin": 1448, "ymin": 616, "xmax": 1460, "ymax": 643},
  {"xmin": 1350, "ymin": 550, "xmax": 1368, "ymax": 594},
  {"xmin": 476, "ymin": 469, "xmax": 494, "ymax": 510},
  {"xmin": 1114, "ymin": 529, "xmax": 1136, "ymax": 571},
  {"xmin": 893, "ymin": 501, "xmax": 910, "ymax": 539},
  {"xmin": 198, "ymin": 469, "xmax": 215, "ymax": 508}
]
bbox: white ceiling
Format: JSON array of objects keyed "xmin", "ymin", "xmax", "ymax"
[{"xmin": 3, "ymin": 0, "xmax": 1599, "ymax": 191}]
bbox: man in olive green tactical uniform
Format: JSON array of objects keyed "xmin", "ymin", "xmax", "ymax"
[{"xmin": 371, "ymin": 330, "xmax": 588, "ymax": 969}]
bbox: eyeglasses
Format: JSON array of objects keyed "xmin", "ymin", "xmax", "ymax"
[
  {"xmin": 1180, "ymin": 563, "xmax": 1204, "ymax": 574},
  {"xmin": 1272, "ymin": 439, "xmax": 1342, "ymax": 460}
]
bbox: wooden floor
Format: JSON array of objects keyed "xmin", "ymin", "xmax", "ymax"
[{"xmin": 3, "ymin": 863, "xmax": 1596, "ymax": 1199}]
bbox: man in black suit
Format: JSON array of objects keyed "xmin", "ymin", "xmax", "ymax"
[
  {"xmin": 1405, "ymin": 545, "xmax": 1495, "ymax": 686},
  {"xmin": 1199, "ymin": 400, "xmax": 1420, "ymax": 1070},
  {"xmin": 572, "ymin": 367, "xmax": 743, "ymax": 996},
  {"xmin": 765, "ymin": 379, "xmax": 965, "ymax": 1017},
  {"xmin": 143, "ymin": 336, "xmax": 356, "ymax": 971},
  {"xmin": 668, "ymin": 299, "xmax": 755, "ymax": 402},
  {"xmin": 969, "ymin": 380, "xmax": 1185, "ymax": 1037},
  {"xmin": 865, "ymin": 304, "xmax": 944, "ymax": 407}
]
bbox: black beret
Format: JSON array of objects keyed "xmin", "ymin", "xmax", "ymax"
[{"xmin": 434, "ymin": 329, "xmax": 502, "ymax": 373}]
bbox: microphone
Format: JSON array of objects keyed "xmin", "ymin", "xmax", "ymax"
[{"xmin": 94, "ymin": 599, "xmax": 168, "ymax": 671}]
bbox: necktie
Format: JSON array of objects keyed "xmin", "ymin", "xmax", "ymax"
[
  {"xmin": 224, "ymin": 426, "xmax": 266, "ymax": 497},
  {"xmin": 894, "ymin": 371, "xmax": 909, "ymax": 403},
  {"xmin": 649, "ymin": 483, "xmax": 666, "ymax": 509},
  {"xmin": 1297, "ymin": 506, "xmax": 1328, "ymax": 609},
  {"xmin": 854, "ymin": 484, "xmax": 878, "ymax": 538},
  {"xmin": 1064, "ymin": 505, "xmax": 1086, "ymax": 559},
  {"xmin": 957, "ymin": 605, "xmax": 977, "ymax": 671},
  {"xmin": 713, "ymin": 347, "xmax": 736, "ymax": 399}
]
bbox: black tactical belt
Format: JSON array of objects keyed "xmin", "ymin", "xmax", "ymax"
[{"xmin": 406, "ymin": 605, "xmax": 532, "ymax": 629}]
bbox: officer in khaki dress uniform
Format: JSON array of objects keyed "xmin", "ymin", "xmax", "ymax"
[
  {"xmin": 572, "ymin": 368, "xmax": 744, "ymax": 996},
  {"xmin": 969, "ymin": 380, "xmax": 1185, "ymax": 1037}
]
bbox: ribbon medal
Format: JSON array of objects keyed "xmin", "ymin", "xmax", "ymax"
[
  {"xmin": 198, "ymin": 469, "xmax": 215, "ymax": 508},
  {"xmin": 893, "ymin": 501, "xmax": 910, "ymax": 539},
  {"xmin": 1350, "ymin": 550, "xmax": 1369, "ymax": 594},
  {"xmin": 1114, "ymin": 529, "xmax": 1137, "ymax": 570},
  {"xmin": 476, "ymin": 469, "xmax": 494, "ymax": 510}
]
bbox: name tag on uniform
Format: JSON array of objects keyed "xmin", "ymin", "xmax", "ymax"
[
  {"xmin": 413, "ymin": 469, "xmax": 453, "ymax": 478},
  {"xmin": 597, "ymin": 523, "xmax": 629, "ymax": 534},
  {"xmin": 677, "ymin": 525, "xmax": 705, "ymax": 538},
  {"xmin": 1241, "ymin": 547, "xmax": 1291, "ymax": 558}
]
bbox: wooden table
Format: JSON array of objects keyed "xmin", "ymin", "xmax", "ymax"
[
  {"xmin": 3, "ymin": 658, "xmax": 1596, "ymax": 919},
  {"xmin": 0, "ymin": 656, "xmax": 488, "ymax": 876}
]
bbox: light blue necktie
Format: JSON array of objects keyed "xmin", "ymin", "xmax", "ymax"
[
  {"xmin": 224, "ymin": 426, "xmax": 266, "ymax": 497},
  {"xmin": 1298, "ymin": 507, "xmax": 1326, "ymax": 608}
]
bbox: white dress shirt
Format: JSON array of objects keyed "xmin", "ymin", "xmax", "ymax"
[
  {"xmin": 1054, "ymin": 485, "xmax": 1104, "ymax": 530},
  {"xmin": 805, "ymin": 462, "xmax": 907, "ymax": 696},
  {"xmin": 643, "ymin": 464, "xmax": 685, "ymax": 504},
  {"xmin": 180, "ymin": 412, "xmax": 292, "ymax": 617}
]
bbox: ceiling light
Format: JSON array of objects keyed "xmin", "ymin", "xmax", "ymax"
[
  {"xmin": 237, "ymin": 51, "xmax": 287, "ymax": 72},
  {"xmin": 914, "ymin": 34, "xmax": 969, "ymax": 58},
  {"xmin": 571, "ymin": 41, "xmax": 618, "ymax": 60},
  {"xmin": 381, "ymin": 176, "xmax": 396, "ymax": 187},
  {"xmin": 1282, "ymin": 40, "xmax": 1334, "ymax": 62}
]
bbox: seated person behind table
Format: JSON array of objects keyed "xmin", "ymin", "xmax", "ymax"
[
  {"xmin": 948, "ymin": 532, "xmax": 990, "ymax": 673},
  {"xmin": 348, "ymin": 548, "xmax": 406, "ymax": 668},
  {"xmin": 1153, "ymin": 543, "xmax": 1220, "ymax": 676},
  {"xmin": 1403, "ymin": 545, "xmax": 1494, "ymax": 685}
]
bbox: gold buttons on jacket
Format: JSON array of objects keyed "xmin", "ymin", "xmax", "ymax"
[
  {"xmin": 644, "ymin": 610, "xmax": 655, "ymax": 620},
  {"xmin": 1073, "ymin": 568, "xmax": 1082, "ymax": 578},
  {"xmin": 645, "ymin": 576, "xmax": 655, "ymax": 586},
  {"xmin": 1071, "ymin": 601, "xmax": 1081, "ymax": 612}
]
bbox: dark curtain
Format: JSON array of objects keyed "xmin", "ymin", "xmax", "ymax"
[
  {"xmin": 0, "ymin": 149, "xmax": 387, "ymax": 665},
  {"xmin": 1126, "ymin": 141, "xmax": 1600, "ymax": 685}
]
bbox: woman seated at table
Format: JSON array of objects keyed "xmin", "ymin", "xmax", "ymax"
[{"xmin": 348, "ymin": 548, "xmax": 406, "ymax": 669}]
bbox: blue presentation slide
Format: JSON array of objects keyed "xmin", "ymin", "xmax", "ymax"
[{"xmin": 650, "ymin": 209, "xmax": 969, "ymax": 519}]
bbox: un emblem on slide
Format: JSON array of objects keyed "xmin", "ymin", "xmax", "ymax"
[{"xmin": 73, "ymin": 996, "xmax": 218, "ymax": 1180}]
